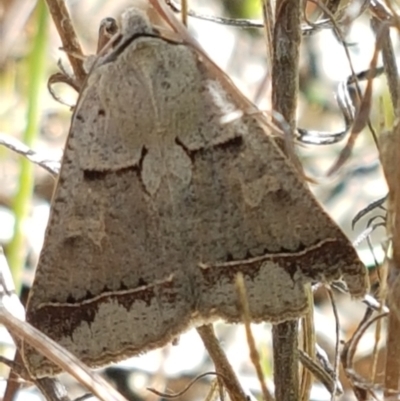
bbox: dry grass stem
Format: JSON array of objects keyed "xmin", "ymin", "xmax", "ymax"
[
  {"xmin": 299, "ymin": 350, "xmax": 340, "ymax": 395},
  {"xmin": 271, "ymin": 0, "xmax": 301, "ymax": 399},
  {"xmin": 235, "ymin": 273, "xmax": 274, "ymax": 401},
  {"xmin": 326, "ymin": 288, "xmax": 340, "ymax": 400},
  {"xmin": 44, "ymin": 0, "xmax": 87, "ymax": 86},
  {"xmin": 299, "ymin": 286, "xmax": 315, "ymax": 401},
  {"xmin": 196, "ymin": 325, "xmax": 247, "ymax": 401}
]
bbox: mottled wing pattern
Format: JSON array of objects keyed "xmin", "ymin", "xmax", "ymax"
[{"xmin": 23, "ymin": 12, "xmax": 368, "ymax": 378}]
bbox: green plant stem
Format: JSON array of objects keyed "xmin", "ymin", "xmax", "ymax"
[{"xmin": 7, "ymin": 0, "xmax": 48, "ymax": 293}]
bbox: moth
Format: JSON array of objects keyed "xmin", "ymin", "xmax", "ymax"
[{"xmin": 22, "ymin": 7, "xmax": 368, "ymax": 377}]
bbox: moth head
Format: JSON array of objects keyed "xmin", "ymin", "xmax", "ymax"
[{"xmin": 120, "ymin": 7, "xmax": 155, "ymax": 37}]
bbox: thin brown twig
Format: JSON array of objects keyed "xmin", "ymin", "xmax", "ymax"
[
  {"xmin": 3, "ymin": 352, "xmax": 26, "ymax": 401},
  {"xmin": 0, "ymin": 355, "xmax": 24, "ymax": 372},
  {"xmin": 3, "ymin": 308, "xmax": 128, "ymax": 401},
  {"xmin": 0, "ymin": 133, "xmax": 60, "ymax": 177},
  {"xmin": 181, "ymin": 0, "xmax": 188, "ymax": 26},
  {"xmin": 341, "ymin": 312, "xmax": 388, "ymax": 400},
  {"xmin": 327, "ymin": 23, "xmax": 387, "ymax": 175},
  {"xmin": 44, "ymin": 0, "xmax": 86, "ymax": 87},
  {"xmin": 371, "ymin": 284, "xmax": 385, "ymax": 383},
  {"xmin": 166, "ymin": 0, "xmax": 339, "ymax": 35},
  {"xmin": 299, "ymin": 349, "xmax": 340, "ymax": 395},
  {"xmin": 306, "ymin": 0, "xmax": 379, "ymax": 176},
  {"xmin": 271, "ymin": 0, "xmax": 301, "ymax": 399},
  {"xmin": 345, "ymin": 313, "xmax": 389, "ymax": 374},
  {"xmin": 35, "ymin": 378, "xmax": 71, "ymax": 401},
  {"xmin": 323, "ymin": 0, "xmax": 341, "ymax": 16},
  {"xmin": 380, "ymin": 29, "xmax": 400, "ymax": 391},
  {"xmin": 384, "ymin": 88, "xmax": 400, "ymax": 398},
  {"xmin": 299, "ymin": 286, "xmax": 314, "ymax": 401},
  {"xmin": 308, "ymin": 0, "xmax": 363, "ymax": 100},
  {"xmin": 368, "ymin": 209, "xmax": 389, "ymax": 385},
  {"xmin": 261, "ymin": 0, "xmax": 274, "ymax": 74},
  {"xmin": 0, "ymin": 246, "xmax": 29, "ymax": 401},
  {"xmin": 326, "ymin": 288, "xmax": 340, "ymax": 401},
  {"xmin": 235, "ymin": 273, "xmax": 274, "ymax": 401},
  {"xmin": 272, "ymin": 0, "xmax": 301, "ymax": 128},
  {"xmin": 196, "ymin": 325, "xmax": 247, "ymax": 401},
  {"xmin": 371, "ymin": 18, "xmax": 399, "ymax": 113},
  {"xmin": 382, "ymin": 0, "xmax": 400, "ymax": 31},
  {"xmin": 203, "ymin": 377, "xmax": 221, "ymax": 401},
  {"xmin": 272, "ymin": 322, "xmax": 299, "ymax": 401},
  {"xmin": 0, "ymin": 247, "xmax": 72, "ymax": 401}
]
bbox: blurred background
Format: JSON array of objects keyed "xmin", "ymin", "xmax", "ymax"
[{"xmin": 0, "ymin": 0, "xmax": 394, "ymax": 400}]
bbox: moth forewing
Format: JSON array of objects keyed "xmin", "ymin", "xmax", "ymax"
[{"xmin": 22, "ymin": 7, "xmax": 368, "ymax": 378}]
